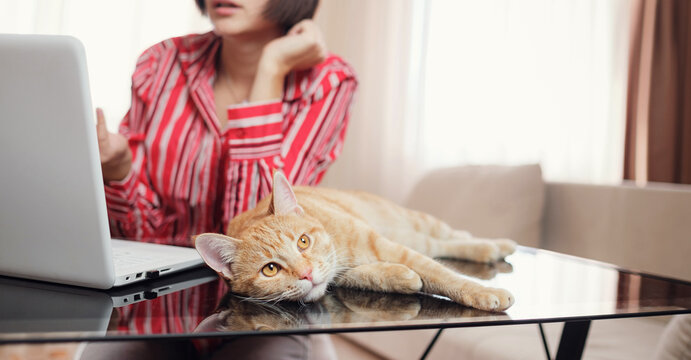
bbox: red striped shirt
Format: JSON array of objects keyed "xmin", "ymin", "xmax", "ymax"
[{"xmin": 104, "ymin": 32, "xmax": 357, "ymax": 246}]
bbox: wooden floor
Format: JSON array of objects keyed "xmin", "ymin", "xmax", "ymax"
[
  {"xmin": 0, "ymin": 336, "xmax": 384, "ymax": 360},
  {"xmin": 331, "ymin": 334, "xmax": 386, "ymax": 360}
]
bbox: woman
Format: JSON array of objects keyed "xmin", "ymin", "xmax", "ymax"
[
  {"xmin": 87, "ymin": 1, "xmax": 356, "ymax": 358},
  {"xmin": 97, "ymin": 0, "xmax": 357, "ymax": 246}
]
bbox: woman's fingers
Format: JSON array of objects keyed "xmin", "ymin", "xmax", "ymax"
[
  {"xmin": 96, "ymin": 108, "xmax": 108, "ymax": 144},
  {"xmin": 286, "ymin": 21, "xmax": 326, "ymax": 69},
  {"xmin": 95, "ymin": 107, "xmax": 112, "ymax": 165},
  {"xmin": 287, "ymin": 19, "xmax": 310, "ymax": 36},
  {"xmin": 262, "ymin": 20, "xmax": 327, "ymax": 74},
  {"xmin": 287, "ymin": 20, "xmax": 320, "ymax": 44},
  {"xmin": 94, "ymin": 108, "xmax": 133, "ymax": 181},
  {"xmin": 287, "ymin": 24, "xmax": 303, "ymax": 36}
]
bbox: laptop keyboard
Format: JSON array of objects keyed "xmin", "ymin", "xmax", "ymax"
[
  {"xmin": 110, "ymin": 239, "xmax": 203, "ymax": 279},
  {"xmin": 112, "ymin": 248, "xmax": 161, "ymax": 268}
]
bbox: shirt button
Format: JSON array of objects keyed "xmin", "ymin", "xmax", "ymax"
[{"xmin": 234, "ymin": 129, "xmax": 246, "ymax": 138}]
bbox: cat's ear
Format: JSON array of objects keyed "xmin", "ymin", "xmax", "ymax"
[
  {"xmin": 194, "ymin": 312, "xmax": 224, "ymax": 333},
  {"xmin": 193, "ymin": 233, "xmax": 240, "ymax": 280},
  {"xmin": 269, "ymin": 170, "xmax": 304, "ymax": 216}
]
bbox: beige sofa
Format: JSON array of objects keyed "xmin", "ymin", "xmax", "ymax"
[{"xmin": 336, "ymin": 164, "xmax": 691, "ymax": 360}]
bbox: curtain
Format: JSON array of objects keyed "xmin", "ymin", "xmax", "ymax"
[
  {"xmin": 318, "ymin": 0, "xmax": 636, "ymax": 203},
  {"xmin": 316, "ymin": 0, "xmax": 429, "ymax": 203},
  {"xmin": 421, "ymin": 0, "xmax": 635, "ymax": 186},
  {"xmin": 624, "ymin": 0, "xmax": 691, "ymax": 184}
]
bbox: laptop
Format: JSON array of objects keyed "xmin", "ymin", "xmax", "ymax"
[{"xmin": 0, "ymin": 34, "xmax": 205, "ymax": 289}]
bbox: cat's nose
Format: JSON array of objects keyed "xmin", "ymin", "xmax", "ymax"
[{"xmin": 300, "ymin": 267, "xmax": 313, "ymax": 282}]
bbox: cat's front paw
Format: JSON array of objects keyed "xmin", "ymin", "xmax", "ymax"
[
  {"xmin": 385, "ymin": 264, "xmax": 423, "ymax": 294},
  {"xmin": 487, "ymin": 287, "xmax": 514, "ymax": 311},
  {"xmin": 473, "ymin": 243, "xmax": 501, "ymax": 263},
  {"xmin": 493, "ymin": 239, "xmax": 517, "ymax": 258},
  {"xmin": 471, "ymin": 287, "xmax": 514, "ymax": 312}
]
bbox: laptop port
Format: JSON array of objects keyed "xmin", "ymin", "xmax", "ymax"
[
  {"xmin": 135, "ymin": 272, "xmax": 142, "ymax": 279},
  {"xmin": 134, "ymin": 294, "xmax": 140, "ymax": 301}
]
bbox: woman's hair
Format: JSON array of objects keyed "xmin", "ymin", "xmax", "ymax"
[{"xmin": 196, "ymin": 0, "xmax": 320, "ymax": 33}]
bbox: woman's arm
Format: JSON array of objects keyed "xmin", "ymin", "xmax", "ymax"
[
  {"xmin": 222, "ymin": 20, "xmax": 356, "ymax": 185},
  {"xmin": 282, "ymin": 58, "xmax": 358, "ymax": 185},
  {"xmin": 103, "ymin": 109, "xmax": 165, "ymax": 240},
  {"xmin": 101, "ymin": 46, "xmax": 167, "ymax": 240}
]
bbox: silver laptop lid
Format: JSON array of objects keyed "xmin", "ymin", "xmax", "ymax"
[{"xmin": 0, "ymin": 34, "xmax": 115, "ymax": 289}]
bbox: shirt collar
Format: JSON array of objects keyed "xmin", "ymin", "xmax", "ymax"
[
  {"xmin": 179, "ymin": 31, "xmax": 221, "ymax": 91},
  {"xmin": 180, "ymin": 31, "xmax": 307, "ymax": 102}
]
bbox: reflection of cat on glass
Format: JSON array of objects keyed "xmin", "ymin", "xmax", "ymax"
[
  {"xmin": 439, "ymin": 258, "xmax": 514, "ymax": 281},
  {"xmin": 196, "ymin": 287, "xmax": 497, "ymax": 333},
  {"xmin": 195, "ymin": 171, "xmax": 517, "ymax": 312}
]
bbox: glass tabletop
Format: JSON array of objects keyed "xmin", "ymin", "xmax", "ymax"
[{"xmin": 1, "ymin": 247, "xmax": 689, "ymax": 344}]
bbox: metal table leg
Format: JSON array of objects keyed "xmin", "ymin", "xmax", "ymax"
[
  {"xmin": 419, "ymin": 328, "xmax": 444, "ymax": 360},
  {"xmin": 555, "ymin": 320, "xmax": 591, "ymax": 360},
  {"xmin": 538, "ymin": 323, "xmax": 552, "ymax": 360}
]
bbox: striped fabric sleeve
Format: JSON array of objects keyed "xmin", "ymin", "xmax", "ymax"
[
  {"xmin": 103, "ymin": 111, "xmax": 165, "ymax": 240},
  {"xmin": 103, "ymin": 46, "xmax": 166, "ymax": 240},
  {"xmin": 225, "ymin": 100, "xmax": 283, "ymax": 160},
  {"xmin": 289, "ymin": 67, "xmax": 358, "ymax": 185}
]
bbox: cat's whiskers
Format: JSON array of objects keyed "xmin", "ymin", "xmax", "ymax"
[
  {"xmin": 241, "ymin": 287, "xmax": 299, "ymax": 303},
  {"xmin": 322, "ymin": 248, "xmax": 349, "ymax": 282},
  {"xmin": 272, "ymin": 288, "xmax": 300, "ymax": 303},
  {"xmin": 277, "ymin": 286, "xmax": 308, "ymax": 303}
]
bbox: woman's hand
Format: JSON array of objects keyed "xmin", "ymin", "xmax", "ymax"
[
  {"xmin": 96, "ymin": 108, "xmax": 132, "ymax": 182},
  {"xmin": 263, "ymin": 20, "xmax": 327, "ymax": 75},
  {"xmin": 249, "ymin": 20, "xmax": 327, "ymax": 102}
]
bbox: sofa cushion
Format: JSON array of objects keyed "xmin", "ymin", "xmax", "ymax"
[
  {"xmin": 542, "ymin": 181, "xmax": 691, "ymax": 281},
  {"xmin": 653, "ymin": 315, "xmax": 691, "ymax": 359},
  {"xmin": 405, "ymin": 164, "xmax": 545, "ymax": 247}
]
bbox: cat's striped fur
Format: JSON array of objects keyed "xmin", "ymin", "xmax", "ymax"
[{"xmin": 195, "ymin": 172, "xmax": 515, "ymax": 312}]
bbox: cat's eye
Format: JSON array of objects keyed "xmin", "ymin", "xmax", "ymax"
[
  {"xmin": 297, "ymin": 234, "xmax": 311, "ymax": 250},
  {"xmin": 261, "ymin": 263, "xmax": 280, "ymax": 277}
]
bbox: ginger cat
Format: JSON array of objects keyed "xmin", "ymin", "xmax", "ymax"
[{"xmin": 194, "ymin": 172, "xmax": 516, "ymax": 312}]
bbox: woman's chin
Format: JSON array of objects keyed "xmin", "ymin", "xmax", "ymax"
[{"xmin": 211, "ymin": 20, "xmax": 248, "ymax": 37}]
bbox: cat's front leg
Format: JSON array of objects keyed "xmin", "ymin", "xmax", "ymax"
[
  {"xmin": 375, "ymin": 240, "xmax": 515, "ymax": 312},
  {"xmin": 334, "ymin": 262, "xmax": 423, "ymax": 294}
]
